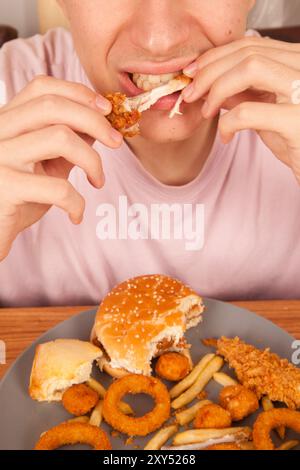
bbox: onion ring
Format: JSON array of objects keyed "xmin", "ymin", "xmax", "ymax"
[
  {"xmin": 34, "ymin": 422, "xmax": 111, "ymax": 450},
  {"xmin": 155, "ymin": 352, "xmax": 191, "ymax": 382},
  {"xmin": 253, "ymin": 409, "xmax": 300, "ymax": 450},
  {"xmin": 102, "ymin": 374, "xmax": 170, "ymax": 436},
  {"xmin": 62, "ymin": 384, "xmax": 99, "ymax": 416}
]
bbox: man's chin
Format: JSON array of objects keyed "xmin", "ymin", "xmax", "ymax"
[{"xmin": 137, "ymin": 103, "xmax": 205, "ymax": 143}]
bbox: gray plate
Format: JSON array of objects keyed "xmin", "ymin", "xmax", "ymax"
[{"xmin": 0, "ymin": 298, "xmax": 299, "ymax": 450}]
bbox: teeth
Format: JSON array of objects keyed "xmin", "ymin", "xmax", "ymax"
[{"xmin": 131, "ymin": 71, "xmax": 180, "ymax": 91}]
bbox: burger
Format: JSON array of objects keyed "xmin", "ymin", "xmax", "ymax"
[{"xmin": 91, "ymin": 274, "xmax": 204, "ymax": 377}]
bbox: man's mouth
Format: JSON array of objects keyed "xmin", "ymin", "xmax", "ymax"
[{"xmin": 131, "ymin": 72, "xmax": 180, "ymax": 92}]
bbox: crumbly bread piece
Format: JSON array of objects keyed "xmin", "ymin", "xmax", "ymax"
[
  {"xmin": 29, "ymin": 339, "xmax": 102, "ymax": 402},
  {"xmin": 91, "ymin": 274, "xmax": 204, "ymax": 376}
]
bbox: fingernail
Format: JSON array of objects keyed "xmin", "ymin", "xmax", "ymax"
[
  {"xmin": 110, "ymin": 128, "xmax": 123, "ymax": 144},
  {"xmin": 96, "ymin": 95, "xmax": 111, "ymax": 113},
  {"xmin": 182, "ymin": 83, "xmax": 194, "ymax": 101},
  {"xmin": 183, "ymin": 62, "xmax": 198, "ymax": 77}
]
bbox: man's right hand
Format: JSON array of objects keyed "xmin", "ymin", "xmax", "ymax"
[{"xmin": 0, "ymin": 75, "xmax": 123, "ymax": 261}]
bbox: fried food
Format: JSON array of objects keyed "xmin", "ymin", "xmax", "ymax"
[
  {"xmin": 102, "ymin": 374, "xmax": 170, "ymax": 436},
  {"xmin": 173, "ymin": 426, "xmax": 251, "ymax": 445},
  {"xmin": 171, "ymin": 356, "xmax": 224, "ymax": 409},
  {"xmin": 62, "ymin": 384, "xmax": 99, "ymax": 417},
  {"xmin": 261, "ymin": 396, "xmax": 285, "ymax": 439},
  {"xmin": 194, "ymin": 403, "xmax": 232, "ymax": 429},
  {"xmin": 213, "ymin": 372, "xmax": 238, "ymax": 387},
  {"xmin": 219, "ymin": 385, "xmax": 259, "ymax": 421},
  {"xmin": 170, "ymin": 354, "xmax": 215, "ymax": 399},
  {"xmin": 106, "ymin": 75, "xmax": 191, "ymax": 137},
  {"xmin": 277, "ymin": 440, "xmax": 299, "ymax": 450},
  {"xmin": 175, "ymin": 400, "xmax": 212, "ymax": 426},
  {"xmin": 205, "ymin": 443, "xmax": 241, "ymax": 450},
  {"xmin": 155, "ymin": 352, "xmax": 191, "ymax": 382},
  {"xmin": 217, "ymin": 337, "xmax": 300, "ymax": 409},
  {"xmin": 202, "ymin": 338, "xmax": 218, "ymax": 348},
  {"xmin": 89, "ymin": 400, "xmax": 103, "ymax": 427},
  {"xmin": 106, "ymin": 93, "xmax": 141, "ymax": 137},
  {"xmin": 34, "ymin": 422, "xmax": 111, "ymax": 450},
  {"xmin": 144, "ymin": 425, "xmax": 178, "ymax": 450},
  {"xmin": 87, "ymin": 377, "xmax": 133, "ymax": 415},
  {"xmin": 253, "ymin": 409, "xmax": 300, "ymax": 450}
]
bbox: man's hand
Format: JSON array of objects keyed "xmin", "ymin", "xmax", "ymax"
[
  {"xmin": 0, "ymin": 75, "xmax": 123, "ymax": 261},
  {"xmin": 183, "ymin": 36, "xmax": 300, "ymax": 183}
]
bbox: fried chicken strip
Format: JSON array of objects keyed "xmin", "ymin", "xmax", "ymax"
[
  {"xmin": 217, "ymin": 337, "xmax": 300, "ymax": 409},
  {"xmin": 106, "ymin": 74, "xmax": 191, "ymax": 137}
]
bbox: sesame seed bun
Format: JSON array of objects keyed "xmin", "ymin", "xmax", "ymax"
[{"xmin": 91, "ymin": 274, "xmax": 204, "ymax": 376}]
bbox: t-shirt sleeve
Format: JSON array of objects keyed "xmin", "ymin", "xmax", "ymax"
[{"xmin": 0, "ymin": 27, "xmax": 74, "ymax": 104}]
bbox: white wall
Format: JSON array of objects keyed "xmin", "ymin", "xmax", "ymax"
[
  {"xmin": 0, "ymin": 0, "xmax": 300, "ymax": 39},
  {"xmin": 249, "ymin": 0, "xmax": 300, "ymax": 28},
  {"xmin": 0, "ymin": 0, "xmax": 39, "ymax": 38}
]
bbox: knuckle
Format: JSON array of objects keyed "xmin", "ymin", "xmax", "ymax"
[
  {"xmin": 38, "ymin": 94, "xmax": 60, "ymax": 113},
  {"xmin": 51, "ymin": 125, "xmax": 73, "ymax": 145},
  {"xmin": 234, "ymin": 103, "xmax": 249, "ymax": 122},
  {"xmin": 57, "ymin": 180, "xmax": 74, "ymax": 204},
  {"xmin": 29, "ymin": 75, "xmax": 50, "ymax": 93},
  {"xmin": 243, "ymin": 54, "xmax": 263, "ymax": 73}
]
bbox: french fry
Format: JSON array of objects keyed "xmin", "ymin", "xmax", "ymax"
[
  {"xmin": 144, "ymin": 425, "xmax": 178, "ymax": 450},
  {"xmin": 171, "ymin": 356, "xmax": 224, "ymax": 409},
  {"xmin": 278, "ymin": 440, "xmax": 299, "ymax": 451},
  {"xmin": 87, "ymin": 378, "xmax": 133, "ymax": 415},
  {"xmin": 175, "ymin": 400, "xmax": 212, "ymax": 426},
  {"xmin": 239, "ymin": 441, "xmax": 255, "ymax": 450},
  {"xmin": 169, "ymin": 354, "xmax": 215, "ymax": 399},
  {"xmin": 89, "ymin": 400, "xmax": 103, "ymax": 427},
  {"xmin": 173, "ymin": 427, "xmax": 252, "ymax": 446},
  {"xmin": 213, "ymin": 372, "xmax": 238, "ymax": 387},
  {"xmin": 67, "ymin": 416, "xmax": 89, "ymax": 424},
  {"xmin": 261, "ymin": 396, "xmax": 285, "ymax": 440}
]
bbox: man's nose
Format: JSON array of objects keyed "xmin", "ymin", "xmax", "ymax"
[{"xmin": 130, "ymin": 0, "xmax": 191, "ymax": 58}]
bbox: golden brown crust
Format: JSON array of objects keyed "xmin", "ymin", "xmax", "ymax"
[
  {"xmin": 217, "ymin": 337, "xmax": 300, "ymax": 409},
  {"xmin": 205, "ymin": 443, "xmax": 241, "ymax": 451},
  {"xmin": 34, "ymin": 422, "xmax": 111, "ymax": 450},
  {"xmin": 102, "ymin": 374, "xmax": 171, "ymax": 436},
  {"xmin": 155, "ymin": 352, "xmax": 191, "ymax": 381},
  {"xmin": 253, "ymin": 409, "xmax": 300, "ymax": 450},
  {"xmin": 62, "ymin": 384, "xmax": 99, "ymax": 416},
  {"xmin": 219, "ymin": 385, "xmax": 259, "ymax": 421},
  {"xmin": 194, "ymin": 403, "xmax": 232, "ymax": 429},
  {"xmin": 106, "ymin": 92, "xmax": 141, "ymax": 137},
  {"xmin": 92, "ymin": 274, "xmax": 203, "ymax": 376}
]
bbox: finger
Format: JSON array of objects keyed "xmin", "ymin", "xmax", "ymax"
[
  {"xmin": 183, "ymin": 47, "xmax": 300, "ymax": 102},
  {"xmin": 218, "ymin": 102, "xmax": 294, "ymax": 143},
  {"xmin": 184, "ymin": 36, "xmax": 300, "ymax": 77},
  {"xmin": 202, "ymin": 56, "xmax": 297, "ymax": 117},
  {"xmin": 0, "ymin": 94, "xmax": 123, "ymax": 147},
  {"xmin": 0, "ymin": 125, "xmax": 104, "ymax": 188},
  {"xmin": 3, "ymin": 75, "xmax": 112, "ymax": 115},
  {"xmin": 0, "ymin": 166, "xmax": 86, "ymax": 224}
]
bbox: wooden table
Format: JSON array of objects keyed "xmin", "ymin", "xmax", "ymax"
[{"xmin": 1, "ymin": 300, "xmax": 300, "ymax": 381}]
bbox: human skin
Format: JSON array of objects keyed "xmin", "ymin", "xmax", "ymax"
[{"xmin": 58, "ymin": 0, "xmax": 254, "ymax": 184}]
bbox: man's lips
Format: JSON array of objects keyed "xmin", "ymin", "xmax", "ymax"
[{"xmin": 118, "ymin": 72, "xmax": 188, "ymax": 112}]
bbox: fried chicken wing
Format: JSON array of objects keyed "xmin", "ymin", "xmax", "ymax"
[
  {"xmin": 217, "ymin": 337, "xmax": 300, "ymax": 409},
  {"xmin": 106, "ymin": 74, "xmax": 191, "ymax": 137}
]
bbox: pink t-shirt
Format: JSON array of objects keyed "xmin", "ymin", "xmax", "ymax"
[{"xmin": 0, "ymin": 28, "xmax": 300, "ymax": 307}]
